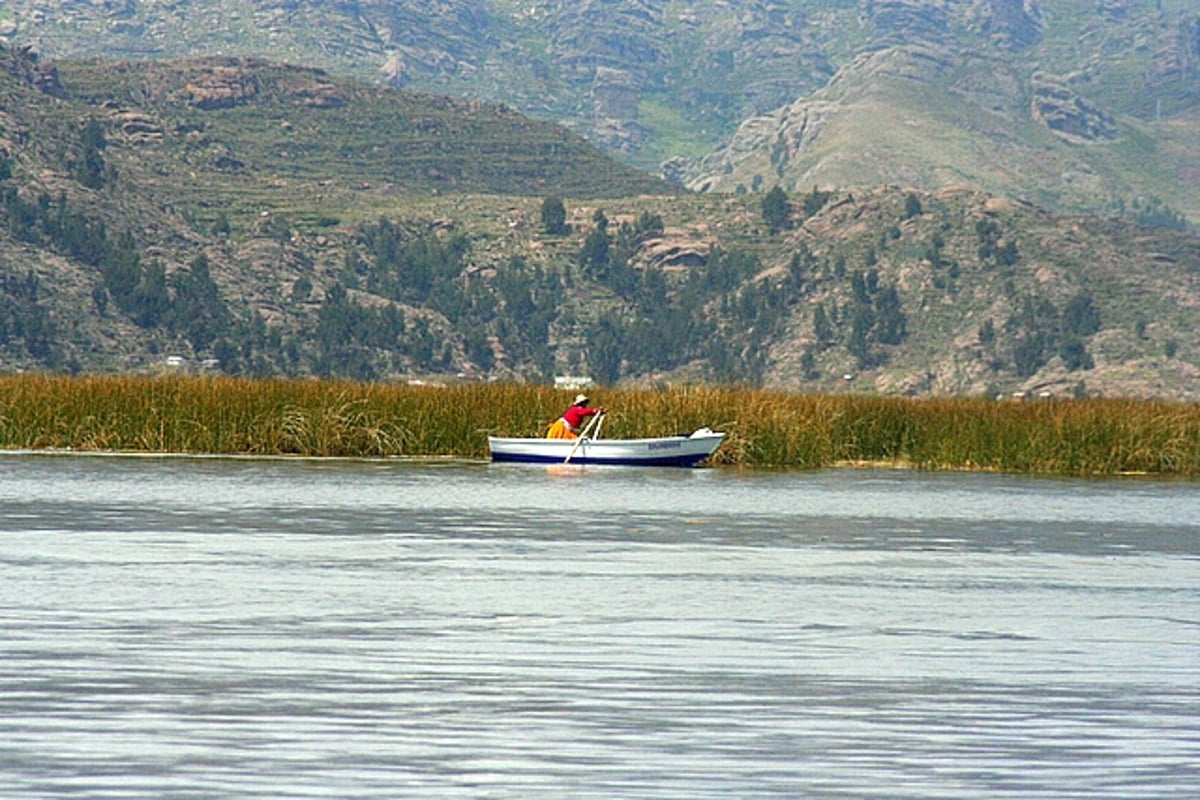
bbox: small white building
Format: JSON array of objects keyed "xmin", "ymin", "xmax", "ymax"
[{"xmin": 554, "ymin": 375, "xmax": 594, "ymax": 391}]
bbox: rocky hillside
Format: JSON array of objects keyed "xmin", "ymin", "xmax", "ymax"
[
  {"xmin": 3, "ymin": 1, "xmax": 1198, "ymax": 225},
  {"xmin": 2, "ymin": 47, "xmax": 1198, "ymax": 400},
  {"xmin": 678, "ymin": 1, "xmax": 1200, "ymax": 226}
]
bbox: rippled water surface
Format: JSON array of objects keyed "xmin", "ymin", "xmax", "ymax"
[{"xmin": 1, "ymin": 453, "xmax": 1198, "ymax": 798}]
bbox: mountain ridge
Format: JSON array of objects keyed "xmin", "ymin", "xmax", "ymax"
[
  {"xmin": 4, "ymin": 0, "xmax": 1198, "ymax": 224},
  {"xmin": 679, "ymin": 40, "xmax": 1198, "ymax": 219}
]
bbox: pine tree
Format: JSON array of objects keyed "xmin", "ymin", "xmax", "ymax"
[
  {"xmin": 761, "ymin": 186, "xmax": 790, "ymax": 233},
  {"xmin": 540, "ymin": 196, "xmax": 567, "ymax": 235}
]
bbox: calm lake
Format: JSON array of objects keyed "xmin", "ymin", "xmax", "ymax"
[{"xmin": 1, "ymin": 453, "xmax": 1197, "ymax": 798}]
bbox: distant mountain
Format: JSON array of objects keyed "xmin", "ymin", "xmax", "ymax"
[
  {"xmin": 678, "ymin": 1, "xmax": 1200, "ymax": 225},
  {"xmin": 2, "ymin": 46, "xmax": 1198, "ymax": 400},
  {"xmin": 4, "ymin": 0, "xmax": 1198, "ymax": 224}
]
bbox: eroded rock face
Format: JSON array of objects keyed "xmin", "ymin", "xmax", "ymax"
[
  {"xmin": 864, "ymin": 0, "xmax": 1043, "ymax": 51},
  {"xmin": 590, "ymin": 66, "xmax": 646, "ymax": 153},
  {"xmin": 292, "ymin": 80, "xmax": 344, "ymax": 109},
  {"xmin": 682, "ymin": 99, "xmax": 841, "ymax": 193},
  {"xmin": 968, "ymin": 0, "xmax": 1043, "ymax": 50},
  {"xmin": 367, "ymin": 0, "xmax": 491, "ymax": 87},
  {"xmin": 186, "ymin": 66, "xmax": 259, "ymax": 110},
  {"xmin": 32, "ymin": 62, "xmax": 65, "ymax": 97},
  {"xmin": 861, "ymin": 0, "xmax": 952, "ymax": 48},
  {"xmin": 547, "ymin": 0, "xmax": 666, "ymax": 83},
  {"xmin": 0, "ymin": 43, "xmax": 65, "ymax": 97},
  {"xmin": 1145, "ymin": 16, "xmax": 1200, "ymax": 112},
  {"xmin": 378, "ymin": 45, "xmax": 460, "ymax": 87},
  {"xmin": 114, "ymin": 110, "xmax": 165, "ymax": 143},
  {"xmin": 1030, "ymin": 72, "xmax": 1118, "ymax": 142},
  {"xmin": 632, "ymin": 229, "xmax": 712, "ymax": 272}
]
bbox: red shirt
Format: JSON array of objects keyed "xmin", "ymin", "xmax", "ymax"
[{"xmin": 561, "ymin": 404, "xmax": 601, "ymax": 430}]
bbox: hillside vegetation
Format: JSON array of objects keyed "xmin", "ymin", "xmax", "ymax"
[
  {"xmin": 4, "ymin": 0, "xmax": 1198, "ymax": 225},
  {"xmin": 2, "ymin": 46, "xmax": 1199, "ymax": 401}
]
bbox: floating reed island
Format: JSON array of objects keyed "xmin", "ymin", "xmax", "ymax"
[{"xmin": 1, "ymin": 374, "xmax": 1199, "ymax": 477}]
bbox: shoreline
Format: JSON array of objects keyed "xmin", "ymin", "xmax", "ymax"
[
  {"xmin": 0, "ymin": 447, "xmax": 1188, "ymax": 483},
  {"xmin": 2, "ymin": 374, "xmax": 1199, "ymax": 478}
]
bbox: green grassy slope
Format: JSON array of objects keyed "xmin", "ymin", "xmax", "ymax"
[{"xmin": 54, "ymin": 57, "xmax": 670, "ymax": 203}]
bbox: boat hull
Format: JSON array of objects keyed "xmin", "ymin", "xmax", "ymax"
[{"xmin": 487, "ymin": 432, "xmax": 725, "ymax": 467}]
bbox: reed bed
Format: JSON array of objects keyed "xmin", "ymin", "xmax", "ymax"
[{"xmin": 1, "ymin": 374, "xmax": 1198, "ymax": 477}]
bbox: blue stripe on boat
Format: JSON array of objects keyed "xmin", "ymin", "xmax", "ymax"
[{"xmin": 490, "ymin": 451, "xmax": 712, "ymax": 468}]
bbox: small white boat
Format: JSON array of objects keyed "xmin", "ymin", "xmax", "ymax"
[{"xmin": 488, "ymin": 427, "xmax": 726, "ymax": 467}]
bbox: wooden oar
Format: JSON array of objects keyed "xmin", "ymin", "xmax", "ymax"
[{"xmin": 563, "ymin": 411, "xmax": 604, "ymax": 464}]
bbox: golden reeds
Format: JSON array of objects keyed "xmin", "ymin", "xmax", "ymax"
[{"xmin": 1, "ymin": 374, "xmax": 1198, "ymax": 476}]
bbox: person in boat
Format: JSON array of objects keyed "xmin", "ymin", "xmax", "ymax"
[{"xmin": 546, "ymin": 394, "xmax": 606, "ymax": 439}]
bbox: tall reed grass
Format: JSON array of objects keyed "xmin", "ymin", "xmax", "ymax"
[{"xmin": 1, "ymin": 374, "xmax": 1198, "ymax": 476}]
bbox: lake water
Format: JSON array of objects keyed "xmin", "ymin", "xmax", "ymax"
[{"xmin": 1, "ymin": 453, "xmax": 1198, "ymax": 798}]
